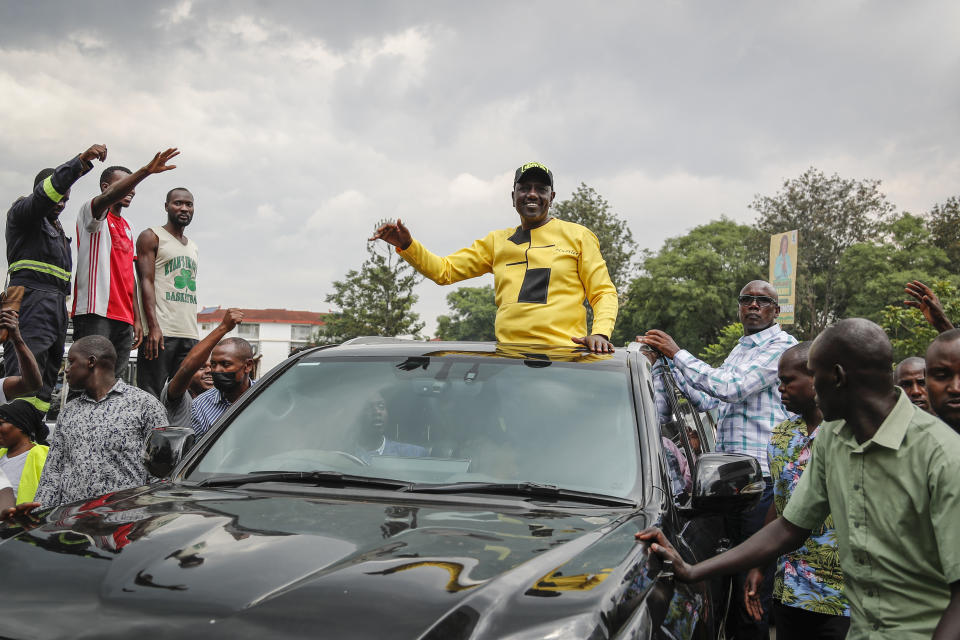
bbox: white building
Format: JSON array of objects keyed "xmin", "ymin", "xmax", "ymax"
[{"xmin": 197, "ymin": 307, "xmax": 326, "ymax": 376}]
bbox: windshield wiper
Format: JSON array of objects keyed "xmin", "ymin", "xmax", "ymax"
[
  {"xmin": 195, "ymin": 470, "xmax": 412, "ymax": 490},
  {"xmin": 405, "ymin": 481, "xmax": 636, "ymax": 507}
]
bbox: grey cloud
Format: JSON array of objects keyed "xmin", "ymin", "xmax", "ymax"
[{"xmin": 1, "ymin": 1, "xmax": 958, "ymax": 335}]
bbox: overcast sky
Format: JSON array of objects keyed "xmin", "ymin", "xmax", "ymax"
[{"xmin": 2, "ymin": 1, "xmax": 958, "ymax": 336}]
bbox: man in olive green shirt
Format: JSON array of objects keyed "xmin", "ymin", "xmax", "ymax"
[{"xmin": 638, "ymin": 318, "xmax": 960, "ymax": 639}]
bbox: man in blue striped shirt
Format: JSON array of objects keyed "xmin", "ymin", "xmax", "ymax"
[
  {"xmin": 640, "ymin": 279, "xmax": 797, "ymax": 640},
  {"xmin": 191, "ymin": 337, "xmax": 255, "ymax": 437}
]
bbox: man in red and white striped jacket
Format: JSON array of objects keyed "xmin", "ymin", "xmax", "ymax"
[{"xmin": 71, "ymin": 149, "xmax": 179, "ymax": 380}]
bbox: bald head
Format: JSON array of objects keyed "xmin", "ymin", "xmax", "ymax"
[
  {"xmin": 928, "ymin": 328, "xmax": 960, "ymax": 353},
  {"xmin": 809, "ymin": 319, "xmax": 895, "ymax": 422},
  {"xmin": 70, "ymin": 335, "xmax": 117, "ymax": 370},
  {"xmin": 895, "ymin": 356, "xmax": 926, "ymax": 377},
  {"xmin": 216, "ymin": 337, "xmax": 254, "ymax": 360},
  {"xmin": 782, "ymin": 341, "xmax": 813, "ymax": 368},
  {"xmin": 813, "ymin": 318, "xmax": 893, "ymax": 375},
  {"xmin": 739, "ymin": 280, "xmax": 777, "ymax": 299}
]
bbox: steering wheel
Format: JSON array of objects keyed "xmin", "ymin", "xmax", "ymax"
[{"xmin": 331, "ymin": 450, "xmax": 368, "ymax": 466}]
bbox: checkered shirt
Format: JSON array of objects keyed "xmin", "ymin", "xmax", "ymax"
[{"xmin": 663, "ymin": 324, "xmax": 797, "ymax": 475}]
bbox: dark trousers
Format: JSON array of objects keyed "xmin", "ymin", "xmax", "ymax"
[
  {"xmin": 71, "ymin": 314, "xmax": 134, "ymax": 380},
  {"xmin": 136, "ymin": 336, "xmax": 197, "ymax": 398},
  {"xmin": 773, "ymin": 601, "xmax": 850, "ymax": 640},
  {"xmin": 2, "ymin": 288, "xmax": 67, "ymax": 414},
  {"xmin": 724, "ymin": 477, "xmax": 775, "ymax": 640}
]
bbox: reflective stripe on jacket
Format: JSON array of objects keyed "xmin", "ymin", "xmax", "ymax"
[{"xmin": 0, "ymin": 444, "xmax": 49, "ymax": 503}]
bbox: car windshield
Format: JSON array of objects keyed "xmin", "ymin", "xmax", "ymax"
[{"xmin": 187, "ymin": 355, "xmax": 640, "ymax": 499}]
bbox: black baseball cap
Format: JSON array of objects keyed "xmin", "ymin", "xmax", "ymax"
[{"xmin": 514, "ymin": 162, "xmax": 553, "ymax": 187}]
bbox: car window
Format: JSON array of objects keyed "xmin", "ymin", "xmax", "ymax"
[
  {"xmin": 189, "ymin": 356, "xmax": 641, "ymax": 499},
  {"xmin": 651, "ymin": 367, "xmax": 701, "ymax": 503}
]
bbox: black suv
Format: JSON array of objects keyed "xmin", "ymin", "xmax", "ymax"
[{"xmin": 0, "ymin": 340, "xmax": 762, "ymax": 640}]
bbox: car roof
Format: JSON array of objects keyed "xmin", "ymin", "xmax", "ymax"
[{"xmin": 298, "ymin": 338, "xmax": 632, "ymax": 365}]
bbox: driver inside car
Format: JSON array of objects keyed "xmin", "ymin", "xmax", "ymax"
[{"xmin": 353, "ymin": 393, "xmax": 428, "ymax": 464}]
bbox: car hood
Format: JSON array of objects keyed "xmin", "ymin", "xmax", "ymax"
[{"xmin": 0, "ymin": 484, "xmax": 662, "ymax": 639}]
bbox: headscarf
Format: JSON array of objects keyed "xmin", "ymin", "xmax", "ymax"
[{"xmin": 0, "ymin": 399, "xmax": 49, "ymax": 446}]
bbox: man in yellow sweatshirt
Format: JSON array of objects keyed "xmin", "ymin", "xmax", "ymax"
[{"xmin": 371, "ymin": 162, "xmax": 617, "ymax": 351}]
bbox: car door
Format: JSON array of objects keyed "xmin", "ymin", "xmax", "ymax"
[{"xmin": 650, "ymin": 359, "xmax": 731, "ymax": 640}]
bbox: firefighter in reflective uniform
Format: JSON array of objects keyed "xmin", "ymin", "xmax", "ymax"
[{"xmin": 4, "ymin": 144, "xmax": 108, "ymax": 414}]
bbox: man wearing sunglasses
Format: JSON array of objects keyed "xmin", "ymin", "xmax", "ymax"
[{"xmin": 639, "ymin": 280, "xmax": 797, "ymax": 640}]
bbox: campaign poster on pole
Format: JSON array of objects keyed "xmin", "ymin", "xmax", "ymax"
[{"xmin": 769, "ymin": 230, "xmax": 798, "ymax": 325}]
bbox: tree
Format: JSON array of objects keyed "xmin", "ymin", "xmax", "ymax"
[
  {"xmin": 879, "ymin": 280, "xmax": 960, "ymax": 362},
  {"xmin": 836, "ymin": 212, "xmax": 953, "ymax": 323},
  {"xmin": 699, "ymin": 323, "xmax": 744, "ymax": 366},
  {"xmin": 435, "ymin": 285, "xmax": 497, "ymax": 341},
  {"xmin": 552, "ymin": 183, "xmax": 638, "ymax": 293},
  {"xmin": 751, "ymin": 168, "xmax": 896, "ymax": 339},
  {"xmin": 926, "ymin": 196, "xmax": 960, "ymax": 266},
  {"xmin": 616, "ymin": 218, "xmax": 766, "ymax": 352},
  {"xmin": 318, "ymin": 233, "xmax": 424, "ymax": 343}
]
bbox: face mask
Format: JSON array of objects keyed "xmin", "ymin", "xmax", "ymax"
[{"xmin": 211, "ymin": 370, "xmax": 243, "ymax": 394}]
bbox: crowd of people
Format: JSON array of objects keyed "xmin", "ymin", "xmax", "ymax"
[
  {"xmin": 636, "ymin": 283, "xmax": 960, "ymax": 640},
  {"xmin": 1, "ymin": 152, "xmax": 959, "ymax": 638},
  {"xmin": 0, "ymin": 145, "xmax": 254, "ymax": 516}
]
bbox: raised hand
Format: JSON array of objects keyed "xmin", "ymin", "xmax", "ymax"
[
  {"xmin": 143, "ymin": 148, "xmax": 179, "ymax": 175},
  {"xmin": 370, "ymin": 219, "xmax": 412, "ymax": 250},
  {"xmin": 904, "ymin": 280, "xmax": 954, "ymax": 333},
  {"xmin": 0, "ymin": 310, "xmax": 21, "ymax": 341},
  {"xmin": 221, "ymin": 308, "xmax": 245, "ymax": 332},
  {"xmin": 80, "ymin": 144, "xmax": 108, "ymax": 164}
]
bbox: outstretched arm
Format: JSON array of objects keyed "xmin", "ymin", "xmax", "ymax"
[
  {"xmin": 636, "ymin": 516, "xmax": 810, "ymax": 583},
  {"xmin": 136, "ymin": 229, "xmax": 163, "ymax": 360},
  {"xmin": 374, "ymin": 219, "xmax": 494, "ymax": 286},
  {"xmin": 642, "ymin": 329, "xmax": 783, "ymax": 404},
  {"xmin": 8, "ymin": 144, "xmax": 105, "ymax": 225},
  {"xmin": 167, "ymin": 309, "xmax": 244, "ymax": 401},
  {"xmin": 90, "ymin": 148, "xmax": 179, "ymax": 220},
  {"xmin": 0, "ymin": 311, "xmax": 42, "ymax": 398},
  {"xmin": 905, "ymin": 280, "xmax": 954, "ymax": 333},
  {"xmin": 640, "ymin": 331, "xmax": 720, "ymax": 412}
]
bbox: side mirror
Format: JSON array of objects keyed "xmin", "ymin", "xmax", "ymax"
[
  {"xmin": 143, "ymin": 426, "xmax": 196, "ymax": 478},
  {"xmin": 691, "ymin": 452, "xmax": 764, "ymax": 514}
]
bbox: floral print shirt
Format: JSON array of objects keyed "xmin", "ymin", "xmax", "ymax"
[
  {"xmin": 768, "ymin": 417, "xmax": 849, "ymax": 616},
  {"xmin": 34, "ymin": 380, "xmax": 168, "ymax": 508}
]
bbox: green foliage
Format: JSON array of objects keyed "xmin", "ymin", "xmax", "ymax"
[
  {"xmin": 318, "ymin": 235, "xmax": 424, "ymax": 343},
  {"xmin": 752, "ymin": 168, "xmax": 896, "ymax": 339},
  {"xmin": 879, "ymin": 280, "xmax": 960, "ymax": 362},
  {"xmin": 927, "ymin": 196, "xmax": 960, "ymax": 265},
  {"xmin": 836, "ymin": 212, "xmax": 952, "ymax": 323},
  {"xmin": 616, "ymin": 218, "xmax": 765, "ymax": 352},
  {"xmin": 435, "ymin": 285, "xmax": 497, "ymax": 341},
  {"xmin": 699, "ymin": 323, "xmax": 744, "ymax": 366},
  {"xmin": 552, "ymin": 183, "xmax": 638, "ymax": 292}
]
